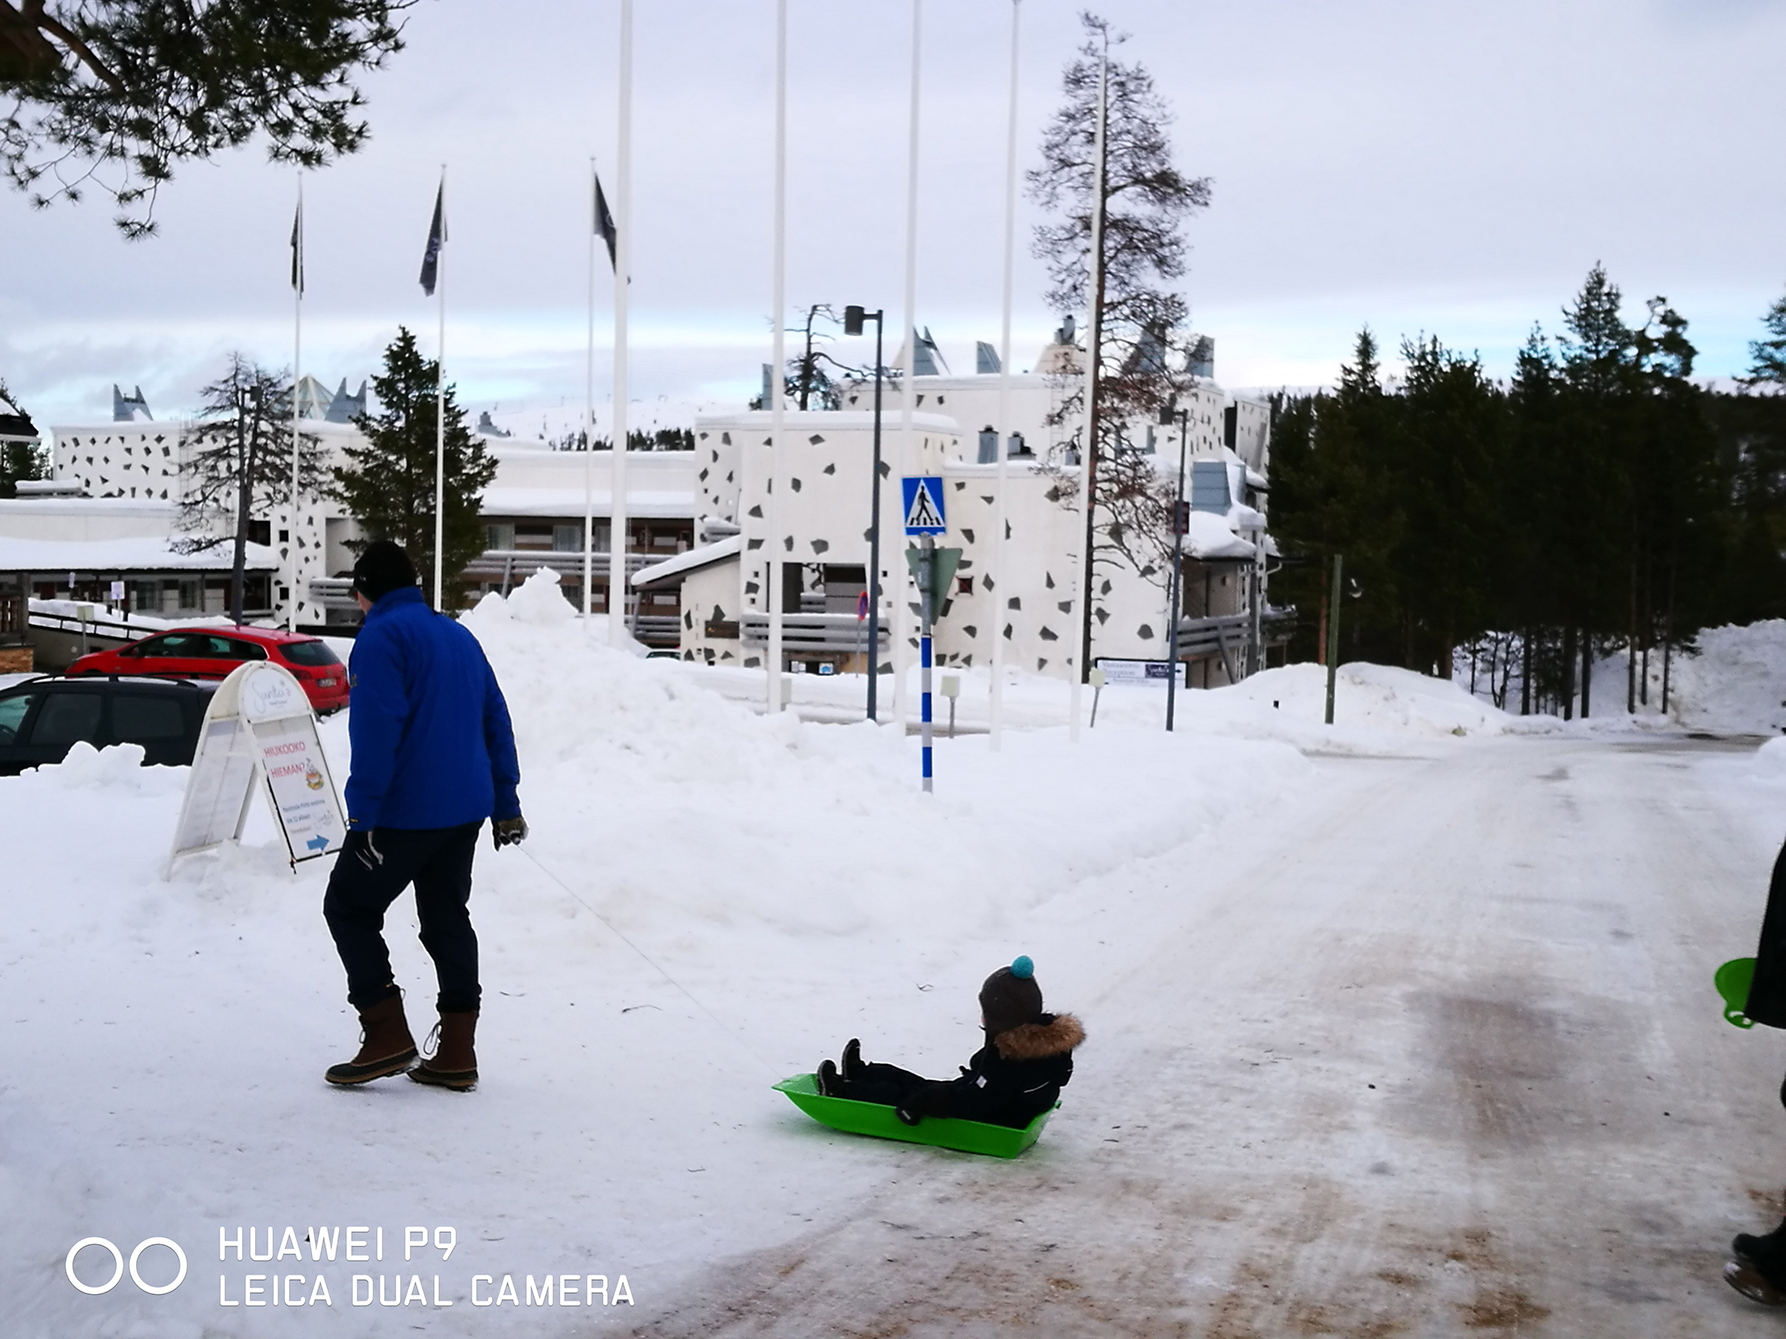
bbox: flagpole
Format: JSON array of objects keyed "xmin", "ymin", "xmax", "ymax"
[
  {"xmin": 609, "ymin": 0, "xmax": 633, "ymax": 648},
  {"xmin": 289, "ymin": 173, "xmax": 303, "ymax": 632},
  {"xmin": 892, "ymin": 0, "xmax": 922, "ymax": 731},
  {"xmin": 583, "ymin": 157, "xmax": 596, "ymax": 628},
  {"xmin": 766, "ymin": 0, "xmax": 787, "ymax": 713},
  {"xmin": 433, "ymin": 163, "xmax": 446, "ymax": 613},
  {"xmin": 989, "ymin": 0, "xmax": 1020, "ymax": 749}
]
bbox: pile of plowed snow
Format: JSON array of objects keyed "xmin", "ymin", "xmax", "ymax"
[{"xmin": 1663, "ymin": 620, "xmax": 1786, "ymax": 735}]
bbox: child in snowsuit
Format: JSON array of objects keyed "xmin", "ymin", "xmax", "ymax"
[{"xmin": 815, "ymin": 956, "xmax": 1084, "ymax": 1129}]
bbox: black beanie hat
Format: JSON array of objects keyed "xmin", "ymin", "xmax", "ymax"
[
  {"xmin": 351, "ymin": 540, "xmax": 418, "ymax": 604},
  {"xmin": 979, "ymin": 955, "xmax": 1043, "ymax": 1037}
]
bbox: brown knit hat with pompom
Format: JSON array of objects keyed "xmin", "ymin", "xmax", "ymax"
[{"xmin": 979, "ymin": 955, "xmax": 1043, "ymax": 1037}]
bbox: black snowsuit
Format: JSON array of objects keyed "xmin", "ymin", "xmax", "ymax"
[
  {"xmin": 1744, "ymin": 838, "xmax": 1786, "ymax": 1032},
  {"xmin": 841, "ymin": 1013, "xmax": 1084, "ymax": 1129}
]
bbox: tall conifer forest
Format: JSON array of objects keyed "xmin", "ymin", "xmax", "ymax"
[{"xmin": 1267, "ymin": 266, "xmax": 1786, "ymax": 717}]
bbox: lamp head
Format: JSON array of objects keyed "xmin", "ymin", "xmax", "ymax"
[{"xmin": 843, "ymin": 305, "xmax": 866, "ymax": 337}]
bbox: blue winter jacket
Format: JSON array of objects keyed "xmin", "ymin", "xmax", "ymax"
[{"xmin": 344, "ymin": 586, "xmax": 522, "ymax": 831}]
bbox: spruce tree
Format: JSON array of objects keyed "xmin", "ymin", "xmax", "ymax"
[
  {"xmin": 333, "ymin": 327, "xmax": 496, "ymax": 608},
  {"xmin": 1745, "ymin": 289, "xmax": 1786, "ymax": 386}
]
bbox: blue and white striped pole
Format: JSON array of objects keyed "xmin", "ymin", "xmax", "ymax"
[{"xmin": 919, "ymin": 533, "xmax": 934, "ymax": 793}]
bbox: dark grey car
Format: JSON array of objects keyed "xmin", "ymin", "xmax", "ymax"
[{"xmin": 0, "ymin": 675, "xmax": 218, "ymax": 775}]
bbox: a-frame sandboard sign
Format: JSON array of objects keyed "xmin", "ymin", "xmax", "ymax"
[{"xmin": 164, "ymin": 660, "xmax": 347, "ymax": 877}]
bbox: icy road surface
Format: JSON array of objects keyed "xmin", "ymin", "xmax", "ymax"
[{"xmin": 638, "ymin": 735, "xmax": 1786, "ymax": 1338}]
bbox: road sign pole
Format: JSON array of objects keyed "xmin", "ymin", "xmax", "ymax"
[
  {"xmin": 1325, "ymin": 552, "xmax": 1342, "ymax": 725},
  {"xmin": 919, "ymin": 532, "xmax": 934, "ymax": 793}
]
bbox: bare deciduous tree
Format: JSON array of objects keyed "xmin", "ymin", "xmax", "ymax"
[{"xmin": 177, "ymin": 354, "xmax": 326, "ymax": 623}]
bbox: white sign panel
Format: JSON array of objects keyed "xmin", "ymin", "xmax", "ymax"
[
  {"xmin": 251, "ymin": 715, "xmax": 345, "ymax": 862},
  {"xmin": 167, "ymin": 714, "xmax": 258, "ymax": 862},
  {"xmin": 1094, "ymin": 658, "xmax": 1189, "ymax": 688},
  {"xmin": 165, "ymin": 662, "xmax": 346, "ymax": 875}
]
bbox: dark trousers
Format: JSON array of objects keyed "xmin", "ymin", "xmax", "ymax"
[
  {"xmin": 840, "ymin": 1062, "xmax": 929, "ymax": 1108},
  {"xmin": 323, "ymin": 822, "xmax": 483, "ymax": 1014}
]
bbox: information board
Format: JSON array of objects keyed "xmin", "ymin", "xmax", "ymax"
[
  {"xmin": 1094, "ymin": 657, "xmax": 1189, "ymax": 688},
  {"xmin": 165, "ymin": 662, "xmax": 346, "ymax": 876}
]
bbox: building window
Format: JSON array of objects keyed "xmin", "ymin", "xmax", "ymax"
[{"xmin": 1190, "ymin": 460, "xmax": 1231, "ymax": 513}]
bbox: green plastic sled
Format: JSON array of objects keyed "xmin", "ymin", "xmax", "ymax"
[
  {"xmin": 773, "ymin": 1073, "xmax": 1054, "ymax": 1159},
  {"xmin": 1717, "ymin": 957, "xmax": 1757, "ymax": 1029}
]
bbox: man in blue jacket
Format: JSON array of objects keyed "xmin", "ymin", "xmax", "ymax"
[{"xmin": 322, "ymin": 541, "xmax": 525, "ymax": 1091}]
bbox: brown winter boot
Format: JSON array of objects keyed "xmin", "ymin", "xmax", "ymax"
[
  {"xmin": 325, "ymin": 994, "xmax": 417, "ymax": 1085},
  {"xmin": 410, "ymin": 1009, "xmax": 478, "ymax": 1091}
]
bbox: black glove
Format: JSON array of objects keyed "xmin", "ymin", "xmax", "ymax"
[
  {"xmin": 895, "ymin": 1101, "xmax": 922, "ymax": 1127},
  {"xmin": 492, "ymin": 815, "xmax": 528, "ymax": 849},
  {"xmin": 344, "ymin": 829, "xmax": 383, "ymax": 871}
]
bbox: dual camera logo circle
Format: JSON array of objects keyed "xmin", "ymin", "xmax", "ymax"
[{"xmin": 65, "ymin": 1237, "xmax": 188, "ymax": 1296}]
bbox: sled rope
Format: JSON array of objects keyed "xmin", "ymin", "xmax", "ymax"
[{"xmin": 517, "ymin": 846, "xmax": 782, "ymax": 1079}]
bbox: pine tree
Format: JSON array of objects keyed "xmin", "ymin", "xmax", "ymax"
[
  {"xmin": 176, "ymin": 354, "xmax": 328, "ymax": 624},
  {"xmin": 1, "ymin": 1, "xmax": 410, "ymax": 237},
  {"xmin": 333, "ymin": 327, "xmax": 496, "ymax": 608}
]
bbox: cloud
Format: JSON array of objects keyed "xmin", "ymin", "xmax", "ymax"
[{"xmin": 2, "ymin": 0, "xmax": 1781, "ymax": 423}]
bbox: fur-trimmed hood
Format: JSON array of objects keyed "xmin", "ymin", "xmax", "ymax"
[{"xmin": 992, "ymin": 1012, "xmax": 1085, "ymax": 1061}]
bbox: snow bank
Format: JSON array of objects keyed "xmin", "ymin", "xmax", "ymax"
[
  {"xmin": 456, "ymin": 570, "xmax": 1314, "ymax": 942},
  {"xmin": 675, "ymin": 655, "xmax": 1510, "ymax": 755},
  {"xmin": 1663, "ymin": 621, "xmax": 1786, "ymax": 735}
]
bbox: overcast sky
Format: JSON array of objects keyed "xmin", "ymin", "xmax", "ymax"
[{"xmin": 2, "ymin": 0, "xmax": 1782, "ymax": 428}]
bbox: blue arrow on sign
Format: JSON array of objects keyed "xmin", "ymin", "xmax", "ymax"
[
  {"xmin": 901, "ymin": 476, "xmax": 946, "ymax": 535},
  {"xmin": 306, "ymin": 834, "xmax": 331, "ymax": 852}
]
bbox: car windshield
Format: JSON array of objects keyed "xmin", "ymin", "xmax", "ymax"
[{"xmin": 279, "ymin": 639, "xmax": 341, "ymax": 667}]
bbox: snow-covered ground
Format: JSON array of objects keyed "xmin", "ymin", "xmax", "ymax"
[{"xmin": 5, "ymin": 574, "xmax": 1784, "ymax": 1336}]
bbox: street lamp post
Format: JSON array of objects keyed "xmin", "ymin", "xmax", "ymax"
[
  {"xmin": 1165, "ymin": 404, "xmax": 1190, "ymax": 732},
  {"xmin": 844, "ymin": 304, "xmax": 886, "ymax": 722}
]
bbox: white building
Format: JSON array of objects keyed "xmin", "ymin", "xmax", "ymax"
[
  {"xmin": 7, "ymin": 332, "xmax": 1282, "ymax": 684},
  {"xmin": 633, "ymin": 334, "xmax": 1282, "ymax": 685}
]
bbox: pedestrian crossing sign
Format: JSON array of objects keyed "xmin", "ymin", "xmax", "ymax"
[{"xmin": 901, "ymin": 476, "xmax": 947, "ymax": 535}]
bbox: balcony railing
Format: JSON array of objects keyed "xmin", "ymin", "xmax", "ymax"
[
  {"xmin": 461, "ymin": 549, "xmax": 662, "ymax": 583},
  {"xmin": 738, "ymin": 612, "xmax": 888, "ymax": 651}
]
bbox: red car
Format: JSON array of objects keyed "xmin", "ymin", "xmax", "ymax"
[{"xmin": 69, "ymin": 625, "xmax": 351, "ymax": 714}]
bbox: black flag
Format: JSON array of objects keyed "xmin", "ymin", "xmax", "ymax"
[
  {"xmin": 419, "ymin": 181, "xmax": 446, "ymax": 295},
  {"xmin": 594, "ymin": 171, "xmax": 617, "ymax": 272},
  {"xmin": 290, "ymin": 197, "xmax": 304, "ymax": 294}
]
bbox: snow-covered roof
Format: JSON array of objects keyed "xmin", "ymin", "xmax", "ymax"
[
  {"xmin": 693, "ymin": 409, "xmax": 960, "ymax": 435},
  {"xmin": 632, "ymin": 534, "xmax": 742, "ymax": 588},
  {"xmin": 0, "ymin": 536, "xmax": 280, "ymax": 572},
  {"xmin": 1185, "ymin": 510, "xmax": 1256, "ymax": 562},
  {"xmin": 480, "ymin": 486, "xmax": 696, "ymax": 519}
]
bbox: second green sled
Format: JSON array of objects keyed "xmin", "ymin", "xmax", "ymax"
[
  {"xmin": 773, "ymin": 1073, "xmax": 1055, "ymax": 1159},
  {"xmin": 1718, "ymin": 956, "xmax": 1758, "ymax": 1029}
]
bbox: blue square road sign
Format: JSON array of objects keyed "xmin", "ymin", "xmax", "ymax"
[{"xmin": 901, "ymin": 476, "xmax": 947, "ymax": 535}]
